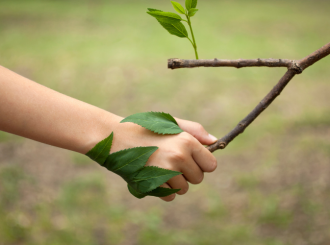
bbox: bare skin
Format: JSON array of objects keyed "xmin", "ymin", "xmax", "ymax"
[{"xmin": 0, "ymin": 65, "xmax": 217, "ymax": 201}]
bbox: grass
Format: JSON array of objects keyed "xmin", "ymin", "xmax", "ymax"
[{"xmin": 0, "ymin": 0, "xmax": 330, "ymax": 244}]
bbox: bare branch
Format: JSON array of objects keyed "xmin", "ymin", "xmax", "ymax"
[
  {"xmin": 298, "ymin": 42, "xmax": 330, "ymax": 70},
  {"xmin": 168, "ymin": 58, "xmax": 293, "ymax": 70},
  {"xmin": 206, "ymin": 69, "xmax": 296, "ymax": 152},
  {"xmin": 168, "ymin": 42, "xmax": 330, "ymax": 152}
]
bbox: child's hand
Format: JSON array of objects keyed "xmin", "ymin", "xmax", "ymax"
[
  {"xmin": 0, "ymin": 66, "xmax": 217, "ymax": 202},
  {"xmin": 111, "ymin": 117, "xmax": 218, "ymax": 202}
]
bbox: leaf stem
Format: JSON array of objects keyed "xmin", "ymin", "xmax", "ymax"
[
  {"xmin": 186, "ymin": 15, "xmax": 199, "ymax": 60},
  {"xmin": 187, "ymin": 37, "xmax": 195, "ymax": 48}
]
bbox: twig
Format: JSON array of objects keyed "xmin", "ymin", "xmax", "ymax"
[
  {"xmin": 206, "ymin": 69, "xmax": 296, "ymax": 152},
  {"xmin": 168, "ymin": 42, "xmax": 330, "ymax": 152},
  {"xmin": 168, "ymin": 58, "xmax": 294, "ymax": 70}
]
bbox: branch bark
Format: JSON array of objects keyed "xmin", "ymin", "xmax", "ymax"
[
  {"xmin": 168, "ymin": 42, "xmax": 330, "ymax": 152},
  {"xmin": 168, "ymin": 58, "xmax": 295, "ymax": 70}
]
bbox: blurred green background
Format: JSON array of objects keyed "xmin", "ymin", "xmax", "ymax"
[{"xmin": 0, "ymin": 0, "xmax": 330, "ymax": 244}]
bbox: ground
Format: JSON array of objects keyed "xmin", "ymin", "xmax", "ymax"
[{"xmin": 0, "ymin": 0, "xmax": 330, "ymax": 244}]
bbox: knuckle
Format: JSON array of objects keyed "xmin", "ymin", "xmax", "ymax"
[
  {"xmin": 169, "ymin": 151, "xmax": 186, "ymax": 163},
  {"xmin": 195, "ymin": 123, "xmax": 204, "ymax": 132},
  {"xmin": 179, "ymin": 132, "xmax": 194, "ymax": 146}
]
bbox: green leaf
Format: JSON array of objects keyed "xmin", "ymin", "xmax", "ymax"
[
  {"xmin": 128, "ymin": 185, "xmax": 180, "ymax": 199},
  {"xmin": 192, "ymin": 0, "xmax": 198, "ymax": 8},
  {"xmin": 185, "ymin": 0, "xmax": 198, "ymax": 10},
  {"xmin": 128, "ymin": 184, "xmax": 147, "ymax": 199},
  {"xmin": 188, "ymin": 8, "xmax": 198, "ymax": 17},
  {"xmin": 147, "ymin": 11, "xmax": 182, "ymax": 24},
  {"xmin": 171, "ymin": 1, "xmax": 185, "ymax": 14},
  {"xmin": 129, "ymin": 166, "xmax": 182, "ymax": 193},
  {"xmin": 121, "ymin": 112, "xmax": 184, "ymax": 135},
  {"xmin": 157, "ymin": 20, "xmax": 188, "ymax": 38},
  {"xmin": 103, "ymin": 147, "xmax": 158, "ymax": 178},
  {"xmin": 148, "ymin": 187, "xmax": 181, "ymax": 197},
  {"xmin": 85, "ymin": 133, "xmax": 113, "ymax": 165},
  {"xmin": 147, "ymin": 8, "xmax": 163, "ymax": 12}
]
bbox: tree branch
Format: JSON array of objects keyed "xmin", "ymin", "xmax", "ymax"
[
  {"xmin": 168, "ymin": 42, "xmax": 330, "ymax": 152},
  {"xmin": 168, "ymin": 58, "xmax": 294, "ymax": 70},
  {"xmin": 206, "ymin": 69, "xmax": 296, "ymax": 152}
]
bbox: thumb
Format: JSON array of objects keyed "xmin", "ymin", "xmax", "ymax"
[{"xmin": 175, "ymin": 118, "xmax": 218, "ymax": 145}]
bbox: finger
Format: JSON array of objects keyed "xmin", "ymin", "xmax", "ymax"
[
  {"xmin": 175, "ymin": 118, "xmax": 218, "ymax": 145},
  {"xmin": 167, "ymin": 175, "xmax": 189, "ymax": 195},
  {"xmin": 179, "ymin": 155, "xmax": 204, "ymax": 185},
  {"xmin": 159, "ymin": 183, "xmax": 176, "ymax": 202},
  {"xmin": 191, "ymin": 139, "xmax": 217, "ymax": 173}
]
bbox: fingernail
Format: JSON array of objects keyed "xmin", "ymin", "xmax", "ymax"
[{"xmin": 208, "ymin": 134, "xmax": 218, "ymax": 142}]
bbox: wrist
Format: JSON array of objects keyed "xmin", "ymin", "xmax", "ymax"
[{"xmin": 78, "ymin": 110, "xmax": 123, "ymax": 155}]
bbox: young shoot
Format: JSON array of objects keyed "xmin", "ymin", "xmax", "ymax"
[{"xmin": 147, "ymin": 0, "xmax": 199, "ymax": 59}]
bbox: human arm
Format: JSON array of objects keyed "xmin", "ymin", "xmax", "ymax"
[{"xmin": 0, "ymin": 65, "xmax": 217, "ymax": 201}]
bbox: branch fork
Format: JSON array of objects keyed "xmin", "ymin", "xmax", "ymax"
[{"xmin": 168, "ymin": 42, "xmax": 330, "ymax": 152}]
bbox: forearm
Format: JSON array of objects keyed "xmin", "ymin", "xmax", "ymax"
[
  {"xmin": 0, "ymin": 65, "xmax": 218, "ymax": 201},
  {"xmin": 0, "ymin": 65, "xmax": 120, "ymax": 154}
]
